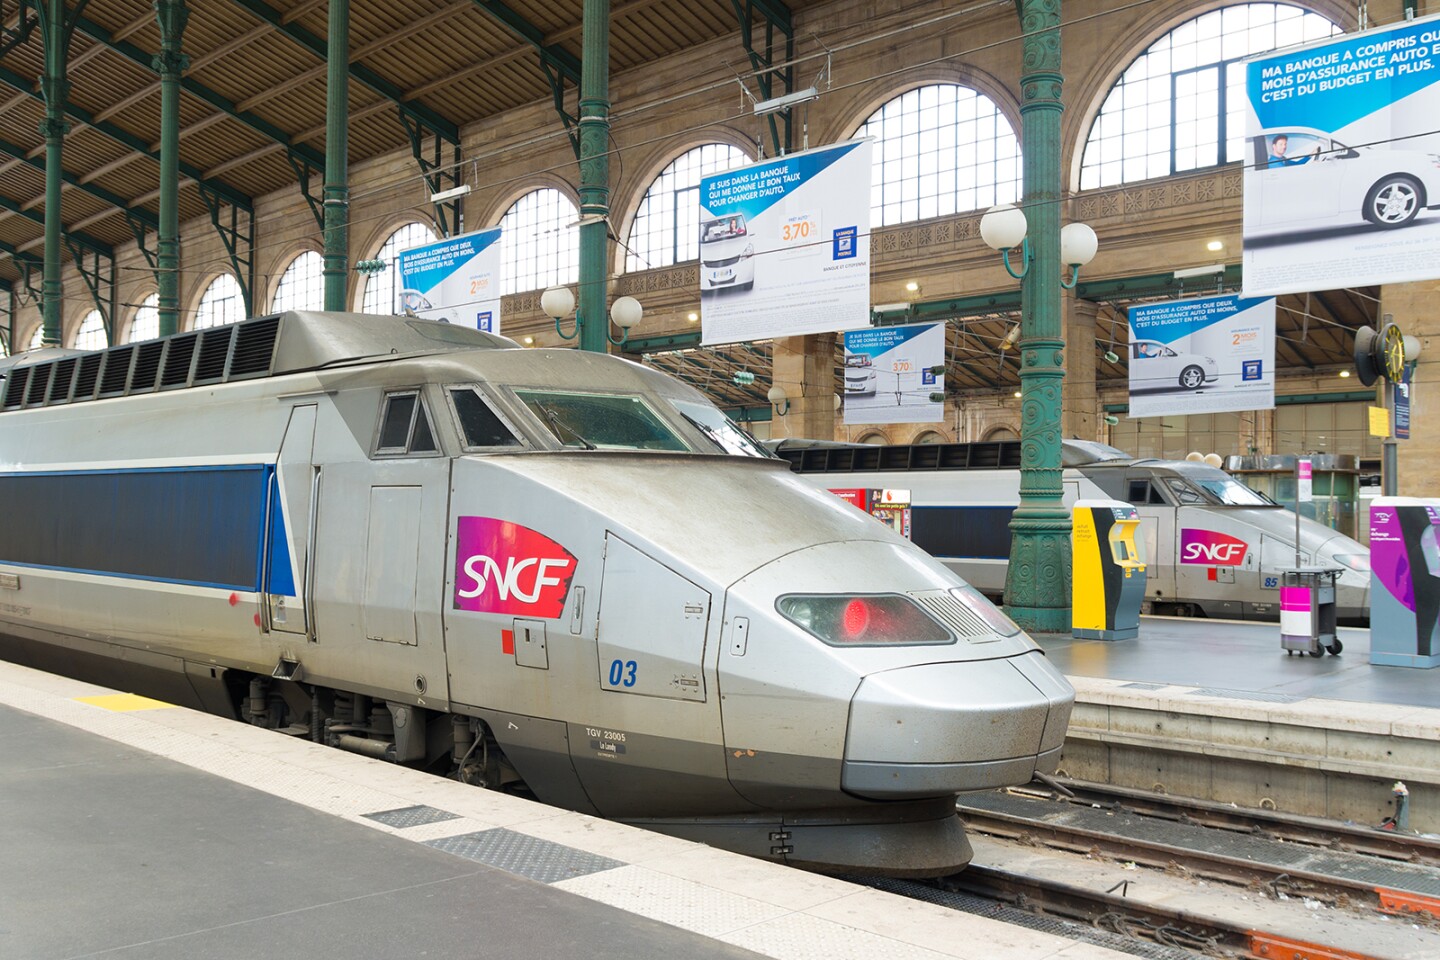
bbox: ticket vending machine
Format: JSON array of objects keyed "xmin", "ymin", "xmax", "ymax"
[
  {"xmin": 1073, "ymin": 499, "xmax": 1147, "ymax": 640},
  {"xmin": 1369, "ymin": 497, "xmax": 1440, "ymax": 668}
]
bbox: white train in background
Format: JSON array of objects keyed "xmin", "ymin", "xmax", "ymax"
[{"xmin": 772, "ymin": 439, "xmax": 1371, "ymax": 624}]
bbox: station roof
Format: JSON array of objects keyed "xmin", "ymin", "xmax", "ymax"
[
  {"xmin": 0, "ymin": 1, "xmax": 1381, "ymax": 408},
  {"xmin": 0, "ymin": 0, "xmax": 816, "ymax": 277}
]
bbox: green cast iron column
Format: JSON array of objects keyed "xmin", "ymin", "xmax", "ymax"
[
  {"xmin": 1002, "ymin": 0, "xmax": 1071, "ymax": 632},
  {"xmin": 38, "ymin": 0, "xmax": 70, "ymax": 346},
  {"xmin": 577, "ymin": 0, "xmax": 611, "ymax": 353},
  {"xmin": 154, "ymin": 0, "xmax": 189, "ymax": 336},
  {"xmin": 322, "ymin": 0, "xmax": 350, "ymax": 311}
]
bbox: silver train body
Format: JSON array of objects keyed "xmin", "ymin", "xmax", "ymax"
[
  {"xmin": 775, "ymin": 439, "xmax": 1371, "ymax": 624},
  {"xmin": 0, "ymin": 311, "xmax": 1073, "ymax": 877}
]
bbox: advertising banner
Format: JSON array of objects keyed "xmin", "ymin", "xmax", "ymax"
[
  {"xmin": 1298, "ymin": 458, "xmax": 1313, "ymax": 502},
  {"xmin": 842, "ymin": 322, "xmax": 945, "ymax": 425},
  {"xmin": 1243, "ymin": 14, "xmax": 1440, "ymax": 296},
  {"xmin": 698, "ymin": 140, "xmax": 872, "ymax": 344},
  {"xmin": 396, "ymin": 227, "xmax": 503, "ymax": 332},
  {"xmin": 1127, "ymin": 294, "xmax": 1275, "ymax": 418}
]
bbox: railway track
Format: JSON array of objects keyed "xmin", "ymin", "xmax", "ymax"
[
  {"xmin": 887, "ymin": 782, "xmax": 1440, "ymax": 960},
  {"xmin": 1028, "ymin": 779, "xmax": 1440, "ymax": 868},
  {"xmin": 957, "ymin": 785, "xmax": 1440, "ymax": 918}
]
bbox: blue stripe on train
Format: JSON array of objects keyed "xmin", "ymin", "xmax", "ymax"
[{"xmin": 0, "ymin": 464, "xmax": 295, "ymax": 593}]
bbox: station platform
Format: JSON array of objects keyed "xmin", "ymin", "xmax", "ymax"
[
  {"xmin": 1036, "ymin": 616, "xmax": 1440, "ymax": 835},
  {"xmin": 1038, "ymin": 615, "xmax": 1437, "ymax": 710},
  {"xmin": 0, "ymin": 660, "xmax": 1126, "ymax": 960}
]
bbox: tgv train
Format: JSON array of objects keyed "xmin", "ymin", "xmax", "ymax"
[
  {"xmin": 774, "ymin": 439, "xmax": 1371, "ymax": 624},
  {"xmin": 0, "ymin": 311, "xmax": 1073, "ymax": 877}
]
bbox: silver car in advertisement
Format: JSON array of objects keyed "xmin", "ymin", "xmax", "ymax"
[
  {"xmin": 699, "ymin": 215, "xmax": 755, "ymax": 294},
  {"xmin": 1131, "ymin": 339, "xmax": 1219, "ymax": 390}
]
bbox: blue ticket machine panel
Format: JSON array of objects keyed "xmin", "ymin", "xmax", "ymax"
[{"xmin": 1369, "ymin": 497, "xmax": 1440, "ymax": 669}]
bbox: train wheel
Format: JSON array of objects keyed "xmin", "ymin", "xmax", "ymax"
[{"xmin": 1326, "ymin": 639, "xmax": 1343, "ymax": 656}]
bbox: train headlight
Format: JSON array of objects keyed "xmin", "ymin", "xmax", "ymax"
[
  {"xmin": 776, "ymin": 595, "xmax": 953, "ymax": 646},
  {"xmin": 1333, "ymin": 553, "xmax": 1370, "ymax": 573}
]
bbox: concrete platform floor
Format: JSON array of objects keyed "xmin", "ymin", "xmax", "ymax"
[{"xmin": 1035, "ymin": 616, "xmax": 1438, "ymax": 710}]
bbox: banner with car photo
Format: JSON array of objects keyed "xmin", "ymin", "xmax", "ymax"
[
  {"xmin": 1127, "ymin": 294, "xmax": 1276, "ymax": 419},
  {"xmin": 698, "ymin": 139, "xmax": 872, "ymax": 345},
  {"xmin": 396, "ymin": 226, "xmax": 503, "ymax": 332},
  {"xmin": 1243, "ymin": 14, "xmax": 1440, "ymax": 296},
  {"xmin": 842, "ymin": 322, "xmax": 945, "ymax": 425}
]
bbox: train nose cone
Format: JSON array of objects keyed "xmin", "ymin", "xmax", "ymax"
[{"xmin": 841, "ymin": 654, "xmax": 1072, "ymax": 800}]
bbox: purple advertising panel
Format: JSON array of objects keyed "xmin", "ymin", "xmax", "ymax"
[{"xmin": 1370, "ymin": 505, "xmax": 1413, "ymax": 612}]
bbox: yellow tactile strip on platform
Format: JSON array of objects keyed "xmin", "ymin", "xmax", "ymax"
[{"xmin": 74, "ymin": 693, "xmax": 175, "ymax": 712}]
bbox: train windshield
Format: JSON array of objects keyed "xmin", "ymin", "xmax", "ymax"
[
  {"xmin": 515, "ymin": 389, "xmax": 688, "ymax": 451},
  {"xmin": 1185, "ymin": 474, "xmax": 1275, "ymax": 507},
  {"xmin": 671, "ymin": 399, "xmax": 773, "ymax": 458}
]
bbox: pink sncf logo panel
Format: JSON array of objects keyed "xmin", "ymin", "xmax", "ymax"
[
  {"xmin": 1179, "ymin": 529, "xmax": 1249, "ymax": 565},
  {"xmin": 454, "ymin": 517, "xmax": 577, "ymax": 618}
]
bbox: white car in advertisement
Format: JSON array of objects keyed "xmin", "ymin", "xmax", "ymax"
[
  {"xmin": 844, "ymin": 354, "xmax": 877, "ymax": 394},
  {"xmin": 1249, "ymin": 128, "xmax": 1440, "ymax": 234},
  {"xmin": 1131, "ymin": 340, "xmax": 1218, "ymax": 391},
  {"xmin": 699, "ymin": 215, "xmax": 755, "ymax": 294}
]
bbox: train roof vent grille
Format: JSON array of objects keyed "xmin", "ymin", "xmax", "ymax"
[
  {"xmin": 99, "ymin": 346, "xmax": 135, "ymax": 397},
  {"xmin": 25, "ymin": 363, "xmax": 51, "ymax": 406},
  {"xmin": 161, "ymin": 333, "xmax": 197, "ymax": 387},
  {"xmin": 130, "ymin": 341, "xmax": 165, "ymax": 394},
  {"xmin": 49, "ymin": 358, "xmax": 78, "ymax": 403},
  {"xmin": 908, "ymin": 589, "xmax": 998, "ymax": 641},
  {"xmin": 193, "ymin": 328, "xmax": 232, "ymax": 384},
  {"xmin": 3, "ymin": 366, "xmax": 29, "ymax": 409},
  {"xmin": 228, "ymin": 315, "xmax": 279, "ymax": 379},
  {"xmin": 73, "ymin": 353, "xmax": 102, "ymax": 401}
]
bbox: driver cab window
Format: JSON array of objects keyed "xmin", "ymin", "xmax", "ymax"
[
  {"xmin": 1127, "ymin": 480, "xmax": 1167, "ymax": 505},
  {"xmin": 376, "ymin": 390, "xmax": 439, "ymax": 456},
  {"xmin": 1165, "ymin": 477, "xmax": 1206, "ymax": 504},
  {"xmin": 450, "ymin": 387, "xmax": 522, "ymax": 449},
  {"xmin": 514, "ymin": 389, "xmax": 688, "ymax": 451}
]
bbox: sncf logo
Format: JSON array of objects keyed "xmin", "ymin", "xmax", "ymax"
[
  {"xmin": 454, "ymin": 517, "xmax": 576, "ymax": 618},
  {"xmin": 1180, "ymin": 529, "xmax": 1248, "ymax": 565}
]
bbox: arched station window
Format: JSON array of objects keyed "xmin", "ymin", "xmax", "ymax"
[
  {"xmin": 128, "ymin": 293, "xmax": 160, "ymax": 343},
  {"xmin": 362, "ymin": 222, "xmax": 437, "ymax": 314},
  {"xmin": 28, "ymin": 326, "xmax": 44, "ymax": 351},
  {"xmin": 625, "ymin": 143, "xmax": 751, "ymax": 271},
  {"xmin": 74, "ymin": 310, "xmax": 108, "ymax": 351},
  {"xmin": 272, "ymin": 250, "xmax": 325, "ymax": 313},
  {"xmin": 501, "ymin": 188, "xmax": 580, "ymax": 296},
  {"xmin": 856, "ymin": 84, "xmax": 1022, "ymax": 226},
  {"xmin": 194, "ymin": 274, "xmax": 244, "ymax": 330},
  {"xmin": 1079, "ymin": 4, "xmax": 1339, "ymax": 189}
]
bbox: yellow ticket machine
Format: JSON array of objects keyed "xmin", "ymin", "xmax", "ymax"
[{"xmin": 1073, "ymin": 499, "xmax": 1147, "ymax": 640}]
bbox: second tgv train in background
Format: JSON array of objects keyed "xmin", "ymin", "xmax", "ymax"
[{"xmin": 773, "ymin": 439, "xmax": 1371, "ymax": 624}]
